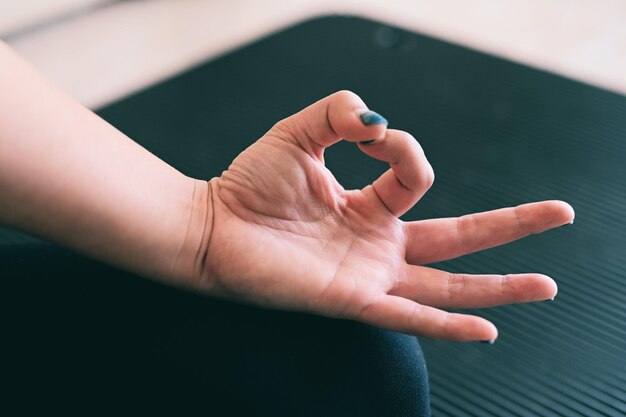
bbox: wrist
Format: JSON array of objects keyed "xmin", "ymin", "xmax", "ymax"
[{"xmin": 170, "ymin": 177, "xmax": 215, "ymax": 291}]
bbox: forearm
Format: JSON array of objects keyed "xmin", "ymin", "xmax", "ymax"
[{"xmin": 0, "ymin": 41, "xmax": 210, "ymax": 285}]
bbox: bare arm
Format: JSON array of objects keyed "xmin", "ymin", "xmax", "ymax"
[{"xmin": 0, "ymin": 41, "xmax": 210, "ymax": 286}]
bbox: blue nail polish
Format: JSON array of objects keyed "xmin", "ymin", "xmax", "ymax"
[
  {"xmin": 359, "ymin": 139, "xmax": 377, "ymax": 145},
  {"xmin": 360, "ymin": 110, "xmax": 388, "ymax": 126}
]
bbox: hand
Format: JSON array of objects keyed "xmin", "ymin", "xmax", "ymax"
[{"xmin": 197, "ymin": 91, "xmax": 574, "ymax": 342}]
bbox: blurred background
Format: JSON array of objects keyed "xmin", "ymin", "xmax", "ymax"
[{"xmin": 2, "ymin": 0, "xmax": 626, "ymax": 108}]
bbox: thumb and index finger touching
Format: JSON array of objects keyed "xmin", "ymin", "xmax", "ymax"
[{"xmin": 279, "ymin": 90, "xmax": 433, "ymax": 217}]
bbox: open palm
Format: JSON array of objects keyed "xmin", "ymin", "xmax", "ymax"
[{"xmin": 201, "ymin": 91, "xmax": 574, "ymax": 342}]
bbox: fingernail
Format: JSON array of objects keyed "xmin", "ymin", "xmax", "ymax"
[
  {"xmin": 359, "ymin": 139, "xmax": 377, "ymax": 145},
  {"xmin": 360, "ymin": 110, "xmax": 388, "ymax": 126},
  {"xmin": 479, "ymin": 340, "xmax": 495, "ymax": 344},
  {"xmin": 546, "ymin": 297, "xmax": 556, "ymax": 303}
]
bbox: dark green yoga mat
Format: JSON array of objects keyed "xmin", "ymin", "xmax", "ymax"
[{"xmin": 2, "ymin": 16, "xmax": 625, "ymax": 416}]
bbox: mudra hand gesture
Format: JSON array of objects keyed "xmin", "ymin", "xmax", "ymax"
[{"xmin": 196, "ymin": 91, "xmax": 574, "ymax": 342}]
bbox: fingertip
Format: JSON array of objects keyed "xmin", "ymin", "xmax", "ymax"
[
  {"xmin": 354, "ymin": 109, "xmax": 388, "ymax": 140},
  {"xmin": 448, "ymin": 314, "xmax": 498, "ymax": 342},
  {"xmin": 481, "ymin": 318, "xmax": 499, "ymax": 342},
  {"xmin": 462, "ymin": 316, "xmax": 498, "ymax": 342},
  {"xmin": 359, "ymin": 110, "xmax": 388, "ymax": 126},
  {"xmin": 522, "ymin": 200, "xmax": 575, "ymax": 233},
  {"xmin": 548, "ymin": 200, "xmax": 575, "ymax": 225},
  {"xmin": 326, "ymin": 91, "xmax": 388, "ymax": 142},
  {"xmin": 539, "ymin": 273, "xmax": 558, "ymax": 300},
  {"xmin": 510, "ymin": 272, "xmax": 558, "ymax": 300},
  {"xmin": 561, "ymin": 201, "xmax": 575, "ymax": 224}
]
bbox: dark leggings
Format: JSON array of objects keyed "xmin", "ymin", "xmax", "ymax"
[{"xmin": 2, "ymin": 244, "xmax": 431, "ymax": 416}]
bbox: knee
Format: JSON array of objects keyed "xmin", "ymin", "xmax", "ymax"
[{"xmin": 345, "ymin": 325, "xmax": 431, "ymax": 417}]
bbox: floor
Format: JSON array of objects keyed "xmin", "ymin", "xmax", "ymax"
[{"xmin": 1, "ymin": 0, "xmax": 626, "ymax": 108}]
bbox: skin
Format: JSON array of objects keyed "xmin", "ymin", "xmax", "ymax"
[{"xmin": 0, "ymin": 42, "xmax": 574, "ymax": 343}]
